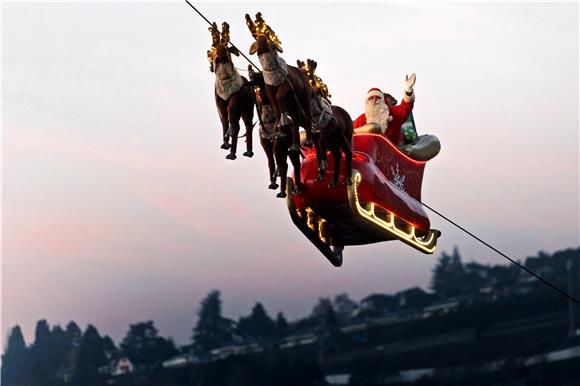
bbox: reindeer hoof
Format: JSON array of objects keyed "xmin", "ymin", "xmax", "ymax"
[
  {"xmin": 243, "ymin": 150, "xmax": 254, "ymax": 158},
  {"xmin": 221, "ymin": 142, "xmax": 231, "ymax": 150},
  {"xmin": 293, "ymin": 186, "xmax": 303, "ymax": 195},
  {"xmin": 276, "ymin": 192, "xmax": 287, "ymax": 198},
  {"xmin": 328, "ymin": 182, "xmax": 339, "ymax": 189},
  {"xmin": 225, "ymin": 153, "xmax": 237, "ymax": 160},
  {"xmin": 268, "ymin": 182, "xmax": 279, "ymax": 190}
]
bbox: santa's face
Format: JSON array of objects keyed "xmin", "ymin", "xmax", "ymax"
[{"xmin": 365, "ymin": 96, "xmax": 390, "ymax": 133}]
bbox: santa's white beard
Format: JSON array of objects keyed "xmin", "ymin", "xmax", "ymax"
[{"xmin": 365, "ymin": 99, "xmax": 390, "ymax": 133}]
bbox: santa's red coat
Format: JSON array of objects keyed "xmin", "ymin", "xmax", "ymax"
[{"xmin": 353, "ymin": 98, "xmax": 414, "ymax": 146}]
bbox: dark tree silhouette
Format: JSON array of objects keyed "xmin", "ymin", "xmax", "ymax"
[
  {"xmin": 102, "ymin": 335, "xmax": 120, "ymax": 361},
  {"xmin": 72, "ymin": 324, "xmax": 107, "ymax": 386},
  {"xmin": 65, "ymin": 321, "xmax": 82, "ymax": 347},
  {"xmin": 431, "ymin": 246, "xmax": 467, "ymax": 299},
  {"xmin": 333, "ymin": 293, "xmax": 357, "ymax": 322},
  {"xmin": 311, "ymin": 298, "xmax": 338, "ymax": 330},
  {"xmin": 276, "ymin": 312, "xmax": 289, "ymax": 337},
  {"xmin": 120, "ymin": 320, "xmax": 177, "ymax": 368},
  {"xmin": 237, "ymin": 302, "xmax": 277, "ymax": 340},
  {"xmin": 30, "ymin": 319, "xmax": 56, "ymax": 382},
  {"xmin": 2, "ymin": 325, "xmax": 30, "ymax": 385},
  {"xmin": 192, "ymin": 290, "xmax": 235, "ymax": 355}
]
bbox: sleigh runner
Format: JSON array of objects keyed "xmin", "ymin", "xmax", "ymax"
[{"xmin": 286, "ymin": 132, "xmax": 441, "ymax": 266}]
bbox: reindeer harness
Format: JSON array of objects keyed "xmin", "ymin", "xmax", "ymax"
[
  {"xmin": 258, "ymin": 52, "xmax": 288, "ymax": 87},
  {"xmin": 214, "ymin": 62, "xmax": 244, "ymax": 101}
]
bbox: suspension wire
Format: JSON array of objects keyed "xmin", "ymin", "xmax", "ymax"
[
  {"xmin": 183, "ymin": 0, "xmax": 580, "ymax": 309},
  {"xmin": 420, "ymin": 201, "xmax": 580, "ymax": 307},
  {"xmin": 184, "ymin": 0, "xmax": 262, "ymax": 73}
]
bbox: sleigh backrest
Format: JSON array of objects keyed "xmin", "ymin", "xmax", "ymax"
[{"xmin": 353, "ymin": 133, "xmax": 426, "ymax": 201}]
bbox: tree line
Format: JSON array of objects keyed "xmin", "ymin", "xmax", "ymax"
[{"xmin": 3, "ymin": 246, "xmax": 579, "ymax": 386}]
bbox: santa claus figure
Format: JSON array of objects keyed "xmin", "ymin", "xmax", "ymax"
[{"xmin": 353, "ymin": 73, "xmax": 416, "ymax": 146}]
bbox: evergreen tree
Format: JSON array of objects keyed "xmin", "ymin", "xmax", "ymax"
[
  {"xmin": 120, "ymin": 321, "xmax": 177, "ymax": 367},
  {"xmin": 72, "ymin": 325, "xmax": 107, "ymax": 386},
  {"xmin": 431, "ymin": 247, "xmax": 466, "ymax": 299},
  {"xmin": 192, "ymin": 290, "xmax": 234, "ymax": 355},
  {"xmin": 237, "ymin": 302, "xmax": 277, "ymax": 340},
  {"xmin": 50, "ymin": 324, "xmax": 74, "ymax": 377},
  {"xmin": 66, "ymin": 321, "xmax": 82, "ymax": 347},
  {"xmin": 2, "ymin": 325, "xmax": 29, "ymax": 385},
  {"xmin": 30, "ymin": 319, "xmax": 56, "ymax": 381},
  {"xmin": 311, "ymin": 298, "xmax": 338, "ymax": 330},
  {"xmin": 275, "ymin": 312, "xmax": 289, "ymax": 337},
  {"xmin": 102, "ymin": 335, "xmax": 120, "ymax": 361}
]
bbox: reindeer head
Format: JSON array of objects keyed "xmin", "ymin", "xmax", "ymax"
[
  {"xmin": 207, "ymin": 21, "xmax": 240, "ymax": 73},
  {"xmin": 245, "ymin": 13, "xmax": 283, "ymax": 56},
  {"xmin": 297, "ymin": 59, "xmax": 331, "ymax": 99}
]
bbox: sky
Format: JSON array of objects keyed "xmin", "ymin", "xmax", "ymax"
[{"xmin": 2, "ymin": 1, "xmax": 579, "ymax": 347}]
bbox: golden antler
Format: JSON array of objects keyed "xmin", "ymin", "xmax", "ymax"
[
  {"xmin": 297, "ymin": 59, "xmax": 331, "ymax": 99},
  {"xmin": 221, "ymin": 22, "xmax": 230, "ymax": 44},
  {"xmin": 207, "ymin": 22, "xmax": 221, "ymax": 72},
  {"xmin": 209, "ymin": 22, "xmax": 220, "ymax": 47},
  {"xmin": 245, "ymin": 12, "xmax": 282, "ymax": 52}
]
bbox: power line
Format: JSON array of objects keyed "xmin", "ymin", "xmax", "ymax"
[
  {"xmin": 184, "ymin": 0, "xmax": 580, "ymax": 310},
  {"xmin": 184, "ymin": 0, "xmax": 261, "ymax": 72},
  {"xmin": 421, "ymin": 201, "xmax": 580, "ymax": 307}
]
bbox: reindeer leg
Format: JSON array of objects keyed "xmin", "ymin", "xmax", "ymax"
[
  {"xmin": 329, "ymin": 146, "xmax": 341, "ymax": 188},
  {"xmin": 274, "ymin": 137, "xmax": 288, "ymax": 198},
  {"xmin": 216, "ymin": 95, "xmax": 230, "ymax": 150},
  {"xmin": 276, "ymin": 162, "xmax": 288, "ymax": 198},
  {"xmin": 315, "ymin": 128, "xmax": 330, "ymax": 182},
  {"xmin": 241, "ymin": 110, "xmax": 254, "ymax": 158},
  {"xmin": 289, "ymin": 150, "xmax": 302, "ymax": 195},
  {"xmin": 226, "ymin": 104, "xmax": 240, "ymax": 160},
  {"xmin": 301, "ymin": 88, "xmax": 314, "ymax": 148},
  {"xmin": 289, "ymin": 112, "xmax": 301, "ymax": 154},
  {"xmin": 276, "ymin": 84, "xmax": 299, "ymax": 153},
  {"xmin": 266, "ymin": 85, "xmax": 283, "ymax": 139},
  {"xmin": 261, "ymin": 137, "xmax": 278, "ymax": 190}
]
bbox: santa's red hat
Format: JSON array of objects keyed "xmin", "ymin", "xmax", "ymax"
[{"xmin": 365, "ymin": 88, "xmax": 384, "ymax": 101}]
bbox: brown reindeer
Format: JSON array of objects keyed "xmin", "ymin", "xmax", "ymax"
[
  {"xmin": 245, "ymin": 13, "xmax": 314, "ymax": 155},
  {"xmin": 208, "ymin": 22, "xmax": 254, "ymax": 160},
  {"xmin": 248, "ymin": 65, "xmax": 278, "ymax": 190},
  {"xmin": 297, "ymin": 59, "xmax": 353, "ymax": 188},
  {"xmin": 248, "ymin": 65, "xmax": 301, "ymax": 197}
]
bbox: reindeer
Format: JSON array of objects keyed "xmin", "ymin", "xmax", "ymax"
[
  {"xmin": 207, "ymin": 22, "xmax": 254, "ymax": 160},
  {"xmin": 248, "ymin": 65, "xmax": 300, "ymax": 197},
  {"xmin": 248, "ymin": 65, "xmax": 278, "ymax": 190},
  {"xmin": 244, "ymin": 13, "xmax": 314, "ymax": 156},
  {"xmin": 297, "ymin": 59, "xmax": 353, "ymax": 188}
]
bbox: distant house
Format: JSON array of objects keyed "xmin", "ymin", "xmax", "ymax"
[
  {"xmin": 162, "ymin": 353, "xmax": 201, "ymax": 368},
  {"xmin": 360, "ymin": 294, "xmax": 397, "ymax": 313},
  {"xmin": 396, "ymin": 287, "xmax": 436, "ymax": 311},
  {"xmin": 112, "ymin": 356, "xmax": 134, "ymax": 376},
  {"xmin": 422, "ymin": 300, "xmax": 460, "ymax": 318}
]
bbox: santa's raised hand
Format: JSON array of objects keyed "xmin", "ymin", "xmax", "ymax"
[{"xmin": 405, "ymin": 73, "xmax": 416, "ymax": 93}]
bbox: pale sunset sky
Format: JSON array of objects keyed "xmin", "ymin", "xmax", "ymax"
[{"xmin": 2, "ymin": 1, "xmax": 579, "ymax": 346}]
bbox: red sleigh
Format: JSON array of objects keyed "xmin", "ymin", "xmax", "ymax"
[{"xmin": 286, "ymin": 133, "xmax": 441, "ymax": 267}]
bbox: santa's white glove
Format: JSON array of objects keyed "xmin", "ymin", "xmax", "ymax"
[{"xmin": 405, "ymin": 73, "xmax": 416, "ymax": 93}]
